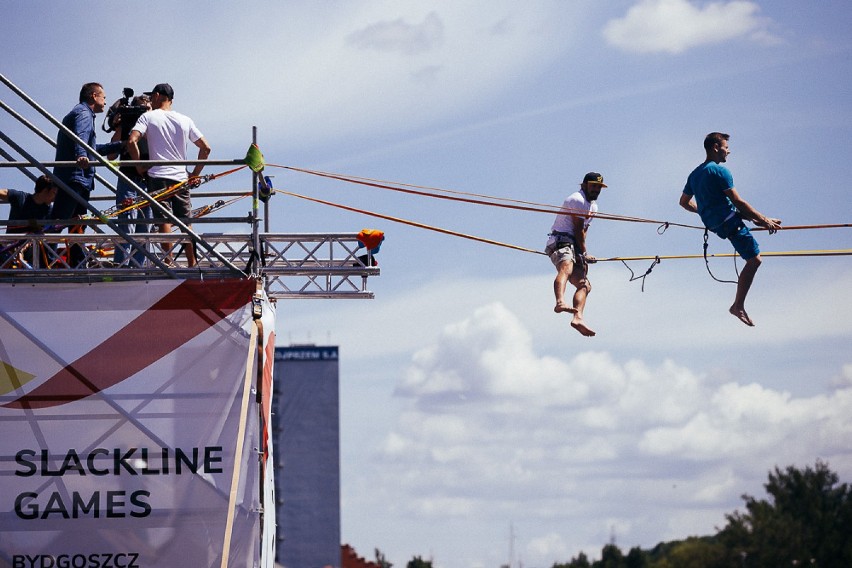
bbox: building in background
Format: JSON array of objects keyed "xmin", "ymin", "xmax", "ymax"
[{"xmin": 273, "ymin": 345, "xmax": 341, "ymax": 568}]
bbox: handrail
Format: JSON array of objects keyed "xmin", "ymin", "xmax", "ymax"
[
  {"xmin": 0, "ymin": 97, "xmax": 119, "ymax": 196},
  {"xmin": 0, "ymin": 128, "xmax": 177, "ymax": 275},
  {"xmin": 0, "ymin": 159, "xmax": 246, "ymax": 168}
]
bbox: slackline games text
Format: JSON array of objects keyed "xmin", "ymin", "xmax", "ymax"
[{"xmin": 12, "ymin": 446, "xmax": 223, "ymax": 520}]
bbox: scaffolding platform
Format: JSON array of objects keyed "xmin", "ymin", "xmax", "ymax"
[{"xmin": 0, "ymin": 232, "xmax": 379, "ymax": 299}]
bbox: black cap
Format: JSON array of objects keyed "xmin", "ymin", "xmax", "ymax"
[
  {"xmin": 582, "ymin": 172, "xmax": 607, "ymax": 187},
  {"xmin": 144, "ymin": 83, "xmax": 174, "ymax": 100}
]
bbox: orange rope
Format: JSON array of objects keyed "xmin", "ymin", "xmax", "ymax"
[
  {"xmin": 274, "ymin": 188, "xmax": 545, "ymax": 255},
  {"xmin": 750, "ymin": 223, "xmax": 852, "ymax": 232},
  {"xmin": 275, "ymin": 187, "xmax": 852, "ymax": 261},
  {"xmin": 598, "ymin": 250, "xmax": 852, "ymax": 261},
  {"xmin": 273, "ymin": 164, "xmax": 704, "ymax": 229},
  {"xmin": 277, "ymin": 165, "xmax": 852, "ymax": 234}
]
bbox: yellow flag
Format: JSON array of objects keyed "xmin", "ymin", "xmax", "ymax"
[{"xmin": 244, "ymin": 143, "xmax": 265, "ymax": 173}]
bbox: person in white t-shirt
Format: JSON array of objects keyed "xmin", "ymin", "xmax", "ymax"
[
  {"xmin": 544, "ymin": 172, "xmax": 606, "ymax": 337},
  {"xmin": 126, "ymin": 83, "xmax": 211, "ymax": 267}
]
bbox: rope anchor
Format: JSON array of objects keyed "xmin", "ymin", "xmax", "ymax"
[
  {"xmin": 620, "ymin": 256, "xmax": 661, "ymax": 292},
  {"xmin": 703, "ymin": 229, "xmax": 739, "ymax": 285}
]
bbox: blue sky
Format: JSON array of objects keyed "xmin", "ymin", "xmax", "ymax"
[{"xmin": 2, "ymin": 1, "xmax": 851, "ymax": 566}]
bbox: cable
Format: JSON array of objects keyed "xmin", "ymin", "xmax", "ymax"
[
  {"xmin": 274, "ymin": 164, "xmax": 706, "ymax": 229},
  {"xmin": 273, "ymin": 188, "xmax": 546, "ymax": 255},
  {"xmin": 596, "ymin": 250, "xmax": 852, "ymax": 261},
  {"xmin": 274, "ymin": 186, "xmax": 852, "ymax": 262},
  {"xmin": 620, "ymin": 256, "xmax": 661, "ymax": 292},
  {"xmin": 279, "ymin": 165, "xmax": 852, "ymax": 240}
]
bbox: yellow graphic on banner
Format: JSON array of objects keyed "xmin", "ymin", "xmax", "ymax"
[{"xmin": 0, "ymin": 361, "xmax": 36, "ymax": 395}]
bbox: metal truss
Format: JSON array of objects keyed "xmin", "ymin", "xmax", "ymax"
[{"xmin": 0, "ymin": 232, "xmax": 379, "ymax": 300}]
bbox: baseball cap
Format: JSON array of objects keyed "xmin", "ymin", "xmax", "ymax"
[
  {"xmin": 144, "ymin": 83, "xmax": 174, "ymax": 100},
  {"xmin": 582, "ymin": 172, "xmax": 607, "ymax": 187}
]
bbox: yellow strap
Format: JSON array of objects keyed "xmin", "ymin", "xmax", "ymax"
[{"xmin": 220, "ymin": 319, "xmax": 258, "ymax": 568}]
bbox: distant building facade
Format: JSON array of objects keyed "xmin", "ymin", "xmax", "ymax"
[{"xmin": 273, "ymin": 345, "xmax": 341, "ymax": 568}]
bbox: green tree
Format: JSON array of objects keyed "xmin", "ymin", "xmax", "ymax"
[
  {"xmin": 595, "ymin": 543, "xmax": 624, "ymax": 568},
  {"xmin": 624, "ymin": 546, "xmax": 648, "ymax": 568},
  {"xmin": 649, "ymin": 536, "xmax": 726, "ymax": 568},
  {"xmin": 718, "ymin": 460, "xmax": 852, "ymax": 567},
  {"xmin": 406, "ymin": 556, "xmax": 432, "ymax": 568},
  {"xmin": 553, "ymin": 551, "xmax": 591, "ymax": 568}
]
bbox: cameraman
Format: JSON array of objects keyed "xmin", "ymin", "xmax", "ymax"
[{"xmin": 107, "ymin": 91, "xmax": 152, "ymax": 266}]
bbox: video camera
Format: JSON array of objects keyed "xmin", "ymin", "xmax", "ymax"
[{"xmin": 103, "ymin": 87, "xmax": 150, "ymax": 137}]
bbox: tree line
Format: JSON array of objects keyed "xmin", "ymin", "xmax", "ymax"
[{"xmin": 553, "ymin": 460, "xmax": 852, "ymax": 568}]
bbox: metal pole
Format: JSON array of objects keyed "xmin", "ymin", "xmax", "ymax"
[
  {"xmin": 251, "ymin": 126, "xmax": 261, "ymax": 276},
  {"xmin": 0, "ymin": 145, "xmax": 38, "ymax": 182},
  {"xmin": 0, "ymin": 159, "xmax": 246, "ymax": 168}
]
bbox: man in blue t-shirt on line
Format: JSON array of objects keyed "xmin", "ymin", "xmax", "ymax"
[{"xmin": 680, "ymin": 132, "xmax": 782, "ymax": 327}]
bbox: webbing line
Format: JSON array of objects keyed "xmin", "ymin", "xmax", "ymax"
[
  {"xmin": 273, "ymin": 188, "xmax": 546, "ymax": 255},
  {"xmin": 275, "ymin": 186, "xmax": 852, "ymax": 261},
  {"xmin": 597, "ymin": 249, "xmax": 852, "ymax": 261},
  {"xmin": 274, "ymin": 164, "xmax": 705, "ymax": 229},
  {"xmin": 279, "ymin": 165, "xmax": 852, "ymax": 235}
]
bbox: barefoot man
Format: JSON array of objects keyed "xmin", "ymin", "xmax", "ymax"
[
  {"xmin": 680, "ymin": 132, "xmax": 781, "ymax": 326},
  {"xmin": 545, "ymin": 172, "xmax": 606, "ymax": 337}
]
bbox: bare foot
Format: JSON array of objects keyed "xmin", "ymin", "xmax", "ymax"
[
  {"xmin": 571, "ymin": 318, "xmax": 596, "ymax": 337},
  {"xmin": 729, "ymin": 306, "xmax": 754, "ymax": 327},
  {"xmin": 554, "ymin": 302, "xmax": 577, "ymax": 314}
]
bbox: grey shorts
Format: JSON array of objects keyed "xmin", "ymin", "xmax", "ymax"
[
  {"xmin": 546, "ymin": 241, "xmax": 578, "ymax": 267},
  {"xmin": 148, "ymin": 176, "xmax": 191, "ymax": 219}
]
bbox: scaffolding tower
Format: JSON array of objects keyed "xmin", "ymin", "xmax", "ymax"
[{"xmin": 0, "ymin": 73, "xmax": 379, "ymax": 299}]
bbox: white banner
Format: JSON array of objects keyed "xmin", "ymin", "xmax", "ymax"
[{"xmin": 0, "ymin": 279, "xmax": 272, "ymax": 568}]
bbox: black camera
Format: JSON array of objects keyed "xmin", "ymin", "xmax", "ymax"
[{"xmin": 104, "ymin": 87, "xmax": 150, "ymax": 137}]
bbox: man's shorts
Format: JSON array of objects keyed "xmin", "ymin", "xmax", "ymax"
[
  {"xmin": 148, "ymin": 176, "xmax": 192, "ymax": 219},
  {"xmin": 546, "ymin": 241, "xmax": 578, "ymax": 268},
  {"xmin": 713, "ymin": 216, "xmax": 760, "ymax": 260}
]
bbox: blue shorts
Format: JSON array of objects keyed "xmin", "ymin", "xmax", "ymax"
[{"xmin": 713, "ymin": 217, "xmax": 760, "ymax": 260}]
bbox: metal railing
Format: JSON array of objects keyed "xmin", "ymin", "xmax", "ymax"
[
  {"xmin": 0, "ymin": 232, "xmax": 378, "ymax": 299},
  {"xmin": 0, "ymin": 73, "xmax": 379, "ymax": 299}
]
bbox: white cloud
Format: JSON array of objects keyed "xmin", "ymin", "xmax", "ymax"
[
  {"xmin": 191, "ymin": 2, "xmax": 583, "ymax": 150},
  {"xmin": 364, "ymin": 301, "xmax": 852, "ymax": 565},
  {"xmin": 603, "ymin": 0, "xmax": 780, "ymax": 54},
  {"xmin": 396, "ymin": 302, "xmax": 590, "ymax": 408},
  {"xmin": 347, "ymin": 11, "xmax": 444, "ymax": 55}
]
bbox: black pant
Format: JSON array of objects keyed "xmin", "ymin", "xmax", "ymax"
[{"xmin": 50, "ymin": 180, "xmax": 91, "ymax": 267}]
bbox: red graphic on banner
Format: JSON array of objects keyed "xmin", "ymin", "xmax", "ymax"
[
  {"xmin": 260, "ymin": 331, "xmax": 276, "ymax": 465},
  {"xmin": 3, "ymin": 279, "xmax": 255, "ymax": 410}
]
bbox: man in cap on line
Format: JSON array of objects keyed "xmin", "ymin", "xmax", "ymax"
[{"xmin": 545, "ymin": 172, "xmax": 606, "ymax": 337}]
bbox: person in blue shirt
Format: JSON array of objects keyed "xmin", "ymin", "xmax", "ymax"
[
  {"xmin": 1, "ymin": 175, "xmax": 58, "ymax": 233},
  {"xmin": 1, "ymin": 175, "xmax": 58, "ymax": 267},
  {"xmin": 52, "ymin": 82, "xmax": 123, "ymax": 266},
  {"xmin": 680, "ymin": 132, "xmax": 781, "ymax": 326}
]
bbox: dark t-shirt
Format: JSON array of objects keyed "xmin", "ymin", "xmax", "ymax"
[{"xmin": 6, "ymin": 189, "xmax": 52, "ymax": 233}]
